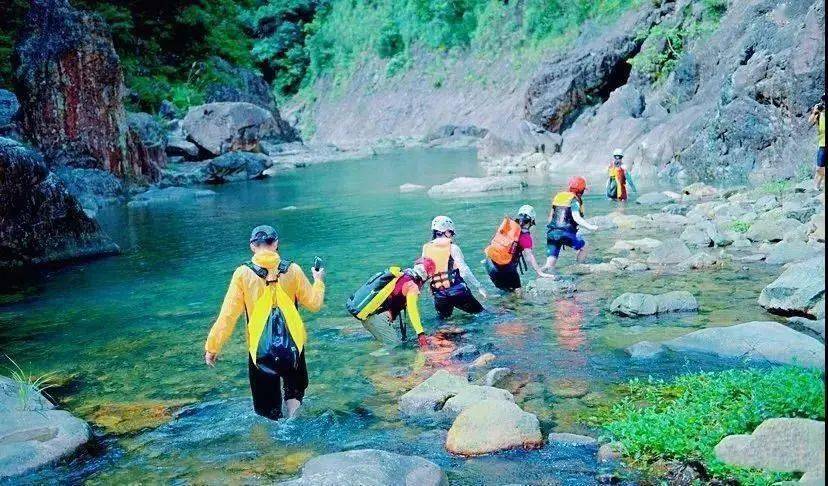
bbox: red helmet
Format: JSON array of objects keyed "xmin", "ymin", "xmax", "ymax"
[
  {"xmin": 568, "ymin": 176, "xmax": 587, "ymax": 195},
  {"xmin": 415, "ymin": 257, "xmax": 436, "ymax": 277}
]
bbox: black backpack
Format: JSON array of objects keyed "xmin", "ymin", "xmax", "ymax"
[{"xmin": 246, "ymin": 260, "xmax": 299, "ymax": 376}]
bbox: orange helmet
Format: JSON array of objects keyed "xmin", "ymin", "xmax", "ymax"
[{"xmin": 568, "ymin": 176, "xmax": 587, "ymax": 195}]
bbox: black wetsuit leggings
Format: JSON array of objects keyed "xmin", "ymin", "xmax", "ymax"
[
  {"xmin": 433, "ymin": 281, "xmax": 484, "ymax": 319},
  {"xmin": 248, "ymin": 352, "xmax": 308, "ymax": 420}
]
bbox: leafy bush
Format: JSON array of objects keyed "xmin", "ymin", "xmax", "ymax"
[
  {"xmin": 586, "ymin": 367, "xmax": 825, "ymax": 485},
  {"xmin": 760, "ymin": 180, "xmax": 792, "ymax": 197},
  {"xmin": 730, "ymin": 220, "xmax": 751, "ymax": 233}
]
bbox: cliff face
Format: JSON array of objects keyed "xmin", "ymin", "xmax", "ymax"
[
  {"xmin": 528, "ymin": 0, "xmax": 825, "ymax": 184},
  {"xmin": 13, "ymin": 0, "xmax": 162, "ymax": 183},
  {"xmin": 299, "ymin": 0, "xmax": 824, "ymax": 185}
]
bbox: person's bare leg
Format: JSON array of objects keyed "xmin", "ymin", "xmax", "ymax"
[
  {"xmin": 542, "ymin": 256, "xmax": 558, "ymax": 272},
  {"xmin": 816, "ymin": 167, "xmax": 825, "ymax": 191},
  {"xmin": 576, "ymin": 245, "xmax": 589, "ymax": 263},
  {"xmin": 285, "ymin": 399, "xmax": 301, "ymax": 418}
]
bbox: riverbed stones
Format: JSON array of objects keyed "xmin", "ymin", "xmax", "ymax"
[
  {"xmin": 611, "ymin": 238, "xmax": 662, "ymax": 254},
  {"xmin": 523, "ymin": 277, "xmax": 576, "ymax": 300},
  {"xmin": 427, "ymin": 175, "xmax": 527, "ymax": 197},
  {"xmin": 445, "ymin": 400, "xmax": 543, "ymax": 456},
  {"xmin": 747, "ymin": 217, "xmax": 804, "ymax": 243},
  {"xmin": 714, "ymin": 418, "xmax": 825, "ymax": 483},
  {"xmin": 0, "ymin": 376, "xmax": 92, "ymax": 478},
  {"xmin": 182, "ymin": 102, "xmax": 281, "ymax": 156},
  {"xmin": 663, "ymin": 321, "xmax": 825, "ymax": 370},
  {"xmin": 450, "ymin": 345, "xmax": 480, "ymax": 361},
  {"xmin": 279, "ymin": 449, "xmax": 448, "ymax": 486},
  {"xmin": 610, "ymin": 291, "xmax": 698, "ymax": 317},
  {"xmin": 484, "ymin": 368, "xmax": 512, "ymax": 388},
  {"xmin": 677, "ymin": 252, "xmax": 721, "ymax": 271},
  {"xmin": 398, "ymin": 370, "xmax": 514, "ymax": 422},
  {"xmin": 547, "ymin": 378, "xmax": 589, "ymax": 398},
  {"xmin": 759, "ymin": 258, "xmax": 825, "ymax": 318},
  {"xmin": 646, "ymin": 239, "xmax": 692, "ymax": 265},
  {"xmin": 470, "ymin": 353, "xmax": 496, "ymax": 369},
  {"xmin": 548, "ymin": 433, "xmax": 598, "ymax": 447}
]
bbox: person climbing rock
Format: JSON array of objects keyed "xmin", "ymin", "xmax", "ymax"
[
  {"xmin": 423, "ymin": 216, "xmax": 488, "ymax": 319},
  {"xmin": 204, "ymin": 225, "xmax": 325, "ymax": 421},
  {"xmin": 809, "ymin": 94, "xmax": 825, "ymax": 191},
  {"xmin": 606, "ymin": 149, "xmax": 630, "ymax": 202},
  {"xmin": 484, "ymin": 205, "xmax": 555, "ymax": 292},
  {"xmin": 543, "ymin": 177, "xmax": 598, "ymax": 271},
  {"xmin": 347, "ymin": 258, "xmax": 436, "ymax": 348}
]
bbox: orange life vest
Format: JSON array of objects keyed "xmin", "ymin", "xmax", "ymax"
[
  {"xmin": 485, "ymin": 217, "xmax": 522, "ymax": 265},
  {"xmin": 422, "ymin": 238, "xmax": 454, "ymax": 290}
]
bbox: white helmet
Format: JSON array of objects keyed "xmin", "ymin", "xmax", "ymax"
[
  {"xmin": 431, "ymin": 215, "xmax": 455, "ymax": 234},
  {"xmin": 612, "ymin": 148, "xmax": 624, "ymax": 158},
  {"xmin": 517, "ymin": 205, "xmax": 536, "ymax": 222}
]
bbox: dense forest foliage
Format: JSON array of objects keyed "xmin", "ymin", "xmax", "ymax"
[{"xmin": 1, "ymin": 0, "xmax": 635, "ymax": 112}]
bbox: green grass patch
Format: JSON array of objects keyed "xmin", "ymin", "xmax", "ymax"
[
  {"xmin": 730, "ymin": 220, "xmax": 751, "ymax": 233},
  {"xmin": 585, "ymin": 367, "xmax": 825, "ymax": 485}
]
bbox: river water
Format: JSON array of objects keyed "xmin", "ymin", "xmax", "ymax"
[{"xmin": 1, "ymin": 149, "xmax": 781, "ymax": 485}]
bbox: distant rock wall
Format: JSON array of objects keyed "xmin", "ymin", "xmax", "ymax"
[{"xmin": 13, "ymin": 0, "xmax": 161, "ymax": 184}]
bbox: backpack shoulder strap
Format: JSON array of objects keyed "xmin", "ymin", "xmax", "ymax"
[
  {"xmin": 243, "ymin": 262, "xmax": 268, "ymax": 280},
  {"xmin": 277, "ymin": 259, "xmax": 292, "ymax": 275}
]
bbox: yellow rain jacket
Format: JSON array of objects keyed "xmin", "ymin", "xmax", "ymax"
[{"xmin": 205, "ymin": 250, "xmax": 325, "ymax": 356}]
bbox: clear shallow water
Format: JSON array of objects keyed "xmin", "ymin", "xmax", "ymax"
[{"xmin": 1, "ymin": 149, "xmax": 783, "ymax": 485}]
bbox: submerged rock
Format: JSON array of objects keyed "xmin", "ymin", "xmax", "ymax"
[
  {"xmin": 0, "ymin": 376, "xmax": 91, "ymax": 478},
  {"xmin": 83, "ymin": 399, "xmax": 195, "ymax": 435},
  {"xmin": 0, "ymin": 138, "xmax": 119, "ymax": 270},
  {"xmin": 626, "ymin": 341, "xmax": 666, "ymax": 359},
  {"xmin": 445, "ymin": 400, "xmax": 543, "ymax": 456},
  {"xmin": 523, "ymin": 277, "xmax": 577, "ymax": 300},
  {"xmin": 663, "ymin": 321, "xmax": 824, "ymax": 370},
  {"xmin": 714, "ymin": 418, "xmax": 825, "ymax": 484},
  {"xmin": 759, "ymin": 258, "xmax": 825, "ymax": 318},
  {"xmin": 427, "ymin": 176, "xmax": 527, "ymax": 197},
  {"xmin": 399, "ymin": 183, "xmax": 426, "ymax": 193},
  {"xmin": 127, "ymin": 186, "xmax": 216, "ymax": 207},
  {"xmin": 636, "ymin": 192, "xmax": 675, "ymax": 205},
  {"xmin": 279, "ymin": 449, "xmax": 448, "ymax": 486},
  {"xmin": 610, "ymin": 291, "xmax": 698, "ymax": 317}
]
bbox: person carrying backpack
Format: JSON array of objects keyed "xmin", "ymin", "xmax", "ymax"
[
  {"xmin": 484, "ymin": 205, "xmax": 555, "ymax": 291},
  {"xmin": 423, "ymin": 216, "xmax": 488, "ymax": 319},
  {"xmin": 606, "ymin": 149, "xmax": 629, "ymax": 202},
  {"xmin": 543, "ymin": 177, "xmax": 599, "ymax": 271},
  {"xmin": 346, "ymin": 258, "xmax": 436, "ymax": 348},
  {"xmin": 204, "ymin": 225, "xmax": 325, "ymax": 421}
]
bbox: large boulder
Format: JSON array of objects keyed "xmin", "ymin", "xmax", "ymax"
[
  {"xmin": 427, "ymin": 176, "xmax": 527, "ymax": 197},
  {"xmin": 278, "ymin": 449, "xmax": 448, "ymax": 486},
  {"xmin": 747, "ymin": 217, "xmax": 805, "ymax": 243},
  {"xmin": 0, "ymin": 137, "xmax": 119, "ymax": 270},
  {"xmin": 610, "ymin": 291, "xmax": 698, "ymax": 317},
  {"xmin": 203, "ymin": 152, "xmax": 273, "ymax": 184},
  {"xmin": 663, "ymin": 321, "xmax": 825, "ymax": 370},
  {"xmin": 714, "ymin": 418, "xmax": 825, "ymax": 484},
  {"xmin": 759, "ymin": 258, "xmax": 825, "ymax": 318},
  {"xmin": 182, "ymin": 102, "xmax": 289, "ymax": 156},
  {"xmin": 13, "ymin": 0, "xmax": 160, "ymax": 183},
  {"xmin": 0, "ymin": 376, "xmax": 92, "ymax": 478},
  {"xmin": 445, "ymin": 400, "xmax": 543, "ymax": 456},
  {"xmin": 764, "ymin": 240, "xmax": 823, "ymax": 265}
]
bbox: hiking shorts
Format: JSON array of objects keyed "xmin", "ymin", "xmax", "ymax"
[
  {"xmin": 248, "ymin": 352, "xmax": 308, "ymax": 420},
  {"xmin": 546, "ymin": 230, "xmax": 586, "ymax": 258},
  {"xmin": 817, "ymin": 146, "xmax": 825, "ymax": 168}
]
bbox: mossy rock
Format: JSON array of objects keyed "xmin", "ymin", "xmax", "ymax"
[
  {"xmin": 83, "ymin": 398, "xmax": 196, "ymax": 435},
  {"xmin": 547, "ymin": 378, "xmax": 589, "ymax": 399}
]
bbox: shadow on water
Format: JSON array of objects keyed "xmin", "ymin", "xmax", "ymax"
[{"xmin": 2, "ymin": 148, "xmax": 786, "ymax": 484}]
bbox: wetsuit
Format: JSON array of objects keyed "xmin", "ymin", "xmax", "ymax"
[{"xmin": 485, "ymin": 230, "xmax": 533, "ymax": 291}]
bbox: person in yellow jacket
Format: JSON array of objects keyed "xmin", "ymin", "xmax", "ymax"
[
  {"xmin": 204, "ymin": 225, "xmax": 325, "ymax": 420},
  {"xmin": 809, "ymin": 94, "xmax": 825, "ymax": 191}
]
